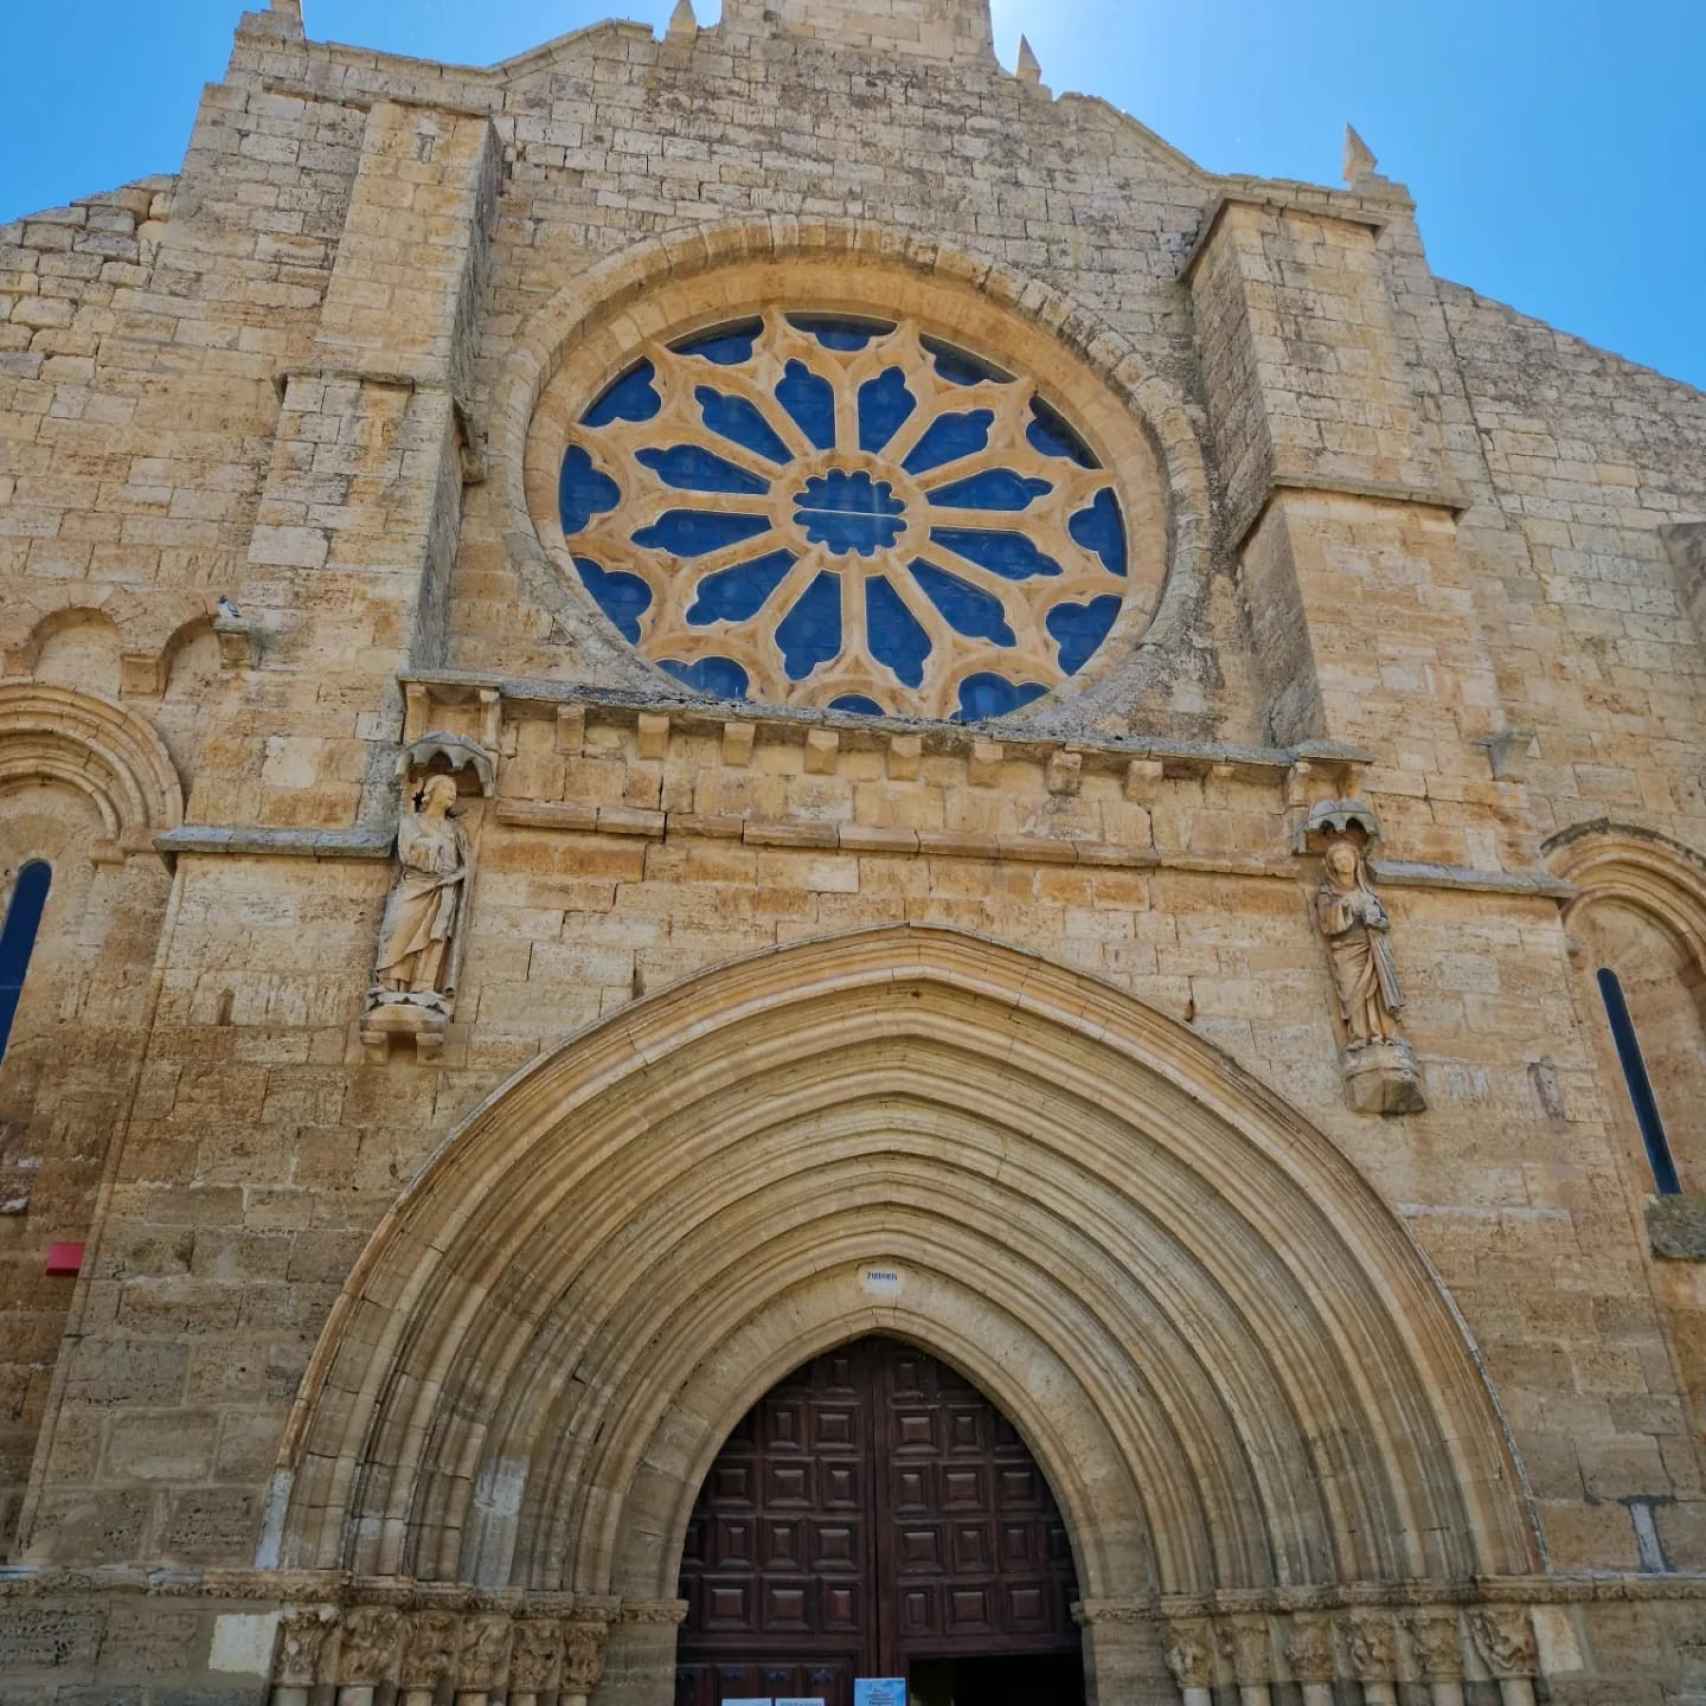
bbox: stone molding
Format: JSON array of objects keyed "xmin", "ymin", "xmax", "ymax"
[
  {"xmin": 0, "ymin": 678, "xmax": 185, "ymax": 859},
  {"xmin": 272, "ymin": 925, "xmax": 1538, "ymax": 1601}
]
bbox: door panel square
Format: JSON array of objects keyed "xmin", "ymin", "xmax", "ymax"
[
  {"xmin": 704, "ymin": 1582, "xmax": 750, "ymax": 1628},
  {"xmin": 947, "ymin": 1588, "xmax": 994, "ymax": 1631},
  {"xmin": 897, "ymin": 1525, "xmax": 942, "ymax": 1570},
  {"xmin": 894, "ymin": 1410, "xmax": 936, "ymax": 1451},
  {"xmin": 941, "ymin": 1467, "xmax": 986, "ymax": 1510},
  {"xmin": 950, "ymin": 1522, "xmax": 991, "ymax": 1572},
  {"xmin": 714, "ymin": 1517, "xmax": 754, "ymax": 1567},
  {"xmin": 767, "ymin": 1462, "xmax": 812, "ymax": 1506},
  {"xmin": 1005, "ymin": 1583, "xmax": 1047, "ymax": 1628},
  {"xmin": 810, "ymin": 1521, "xmax": 858, "ymax": 1569},
  {"xmin": 761, "ymin": 1581, "xmax": 811, "ymax": 1631},
  {"xmin": 761, "ymin": 1519, "xmax": 802, "ymax": 1568},
  {"xmin": 899, "ymin": 1586, "xmax": 938, "ymax": 1635},
  {"xmin": 822, "ymin": 1463, "xmax": 861, "ymax": 1508}
]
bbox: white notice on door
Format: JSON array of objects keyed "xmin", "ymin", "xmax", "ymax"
[
  {"xmin": 721, "ymin": 1698, "xmax": 772, "ymax": 1706},
  {"xmin": 777, "ymin": 1697, "xmax": 827, "ymax": 1706}
]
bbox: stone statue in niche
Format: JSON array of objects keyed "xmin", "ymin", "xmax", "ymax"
[
  {"xmin": 1315, "ymin": 836, "xmax": 1404, "ymax": 1046},
  {"xmin": 362, "ymin": 767, "xmax": 480, "ymax": 1063},
  {"xmin": 1304, "ymin": 802, "xmax": 1426, "ymax": 1117},
  {"xmin": 375, "ymin": 774, "xmax": 469, "ymax": 998}
]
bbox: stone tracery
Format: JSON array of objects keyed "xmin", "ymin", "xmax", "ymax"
[{"xmin": 558, "ymin": 312, "xmax": 1139, "ymax": 720}]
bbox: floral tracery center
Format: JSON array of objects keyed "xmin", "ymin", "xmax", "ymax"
[
  {"xmin": 559, "ymin": 312, "xmax": 1132, "ymax": 722},
  {"xmin": 793, "ymin": 470, "xmax": 905, "ymax": 557}
]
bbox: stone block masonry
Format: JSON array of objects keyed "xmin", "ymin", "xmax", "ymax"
[{"xmin": 0, "ymin": 0, "xmax": 1704, "ymax": 1700}]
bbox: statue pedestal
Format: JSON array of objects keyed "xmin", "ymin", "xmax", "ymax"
[
  {"xmin": 1341, "ymin": 1039, "xmax": 1426, "ymax": 1116},
  {"xmin": 360, "ymin": 992, "xmax": 451, "ymax": 1063}
]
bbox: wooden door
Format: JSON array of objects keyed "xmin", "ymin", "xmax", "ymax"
[{"xmin": 675, "ymin": 1337, "xmax": 1080, "ymax": 1706}]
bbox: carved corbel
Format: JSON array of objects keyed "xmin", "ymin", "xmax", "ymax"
[
  {"xmin": 1305, "ymin": 800, "xmax": 1426, "ymax": 1116},
  {"xmin": 511, "ymin": 1615, "xmax": 565, "ymax": 1697},
  {"xmin": 212, "ymin": 598, "xmax": 256, "ymax": 670},
  {"xmin": 561, "ymin": 1615, "xmax": 611, "ymax": 1701}
]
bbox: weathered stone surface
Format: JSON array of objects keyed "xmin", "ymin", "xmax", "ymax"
[
  {"xmin": 0, "ymin": 0, "xmax": 1703, "ymax": 1700},
  {"xmin": 1647, "ymin": 1192, "xmax": 1706, "ymax": 1261}
]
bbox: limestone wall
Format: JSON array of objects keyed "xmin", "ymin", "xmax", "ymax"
[{"xmin": 2, "ymin": 1, "xmax": 1706, "ymax": 1701}]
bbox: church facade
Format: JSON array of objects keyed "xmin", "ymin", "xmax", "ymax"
[{"xmin": 2, "ymin": 0, "xmax": 1705, "ymax": 1699}]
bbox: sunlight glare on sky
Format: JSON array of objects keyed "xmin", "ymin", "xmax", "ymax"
[{"xmin": 2, "ymin": 0, "xmax": 1701, "ymax": 388}]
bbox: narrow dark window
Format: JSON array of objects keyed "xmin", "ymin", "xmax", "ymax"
[
  {"xmin": 1597, "ymin": 967, "xmax": 1683, "ymax": 1196},
  {"xmin": 0, "ymin": 861, "xmax": 52, "ymax": 1066}
]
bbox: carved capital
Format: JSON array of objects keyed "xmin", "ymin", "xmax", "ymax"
[
  {"xmin": 1284, "ymin": 1614, "xmax": 1336, "ymax": 1685},
  {"xmin": 511, "ymin": 1616, "xmax": 564, "ymax": 1692},
  {"xmin": 1344, "ymin": 1612, "xmax": 1396, "ymax": 1682},
  {"xmin": 1226, "ymin": 1614, "xmax": 1273, "ymax": 1685},
  {"xmin": 1163, "ymin": 1618, "xmax": 1214, "ymax": 1690},
  {"xmin": 403, "ymin": 1608, "xmax": 460, "ymax": 1687},
  {"xmin": 274, "ymin": 1608, "xmax": 338, "ymax": 1687},
  {"xmin": 1406, "ymin": 1609, "xmax": 1464, "ymax": 1682},
  {"xmin": 562, "ymin": 1618, "xmax": 611, "ymax": 1691},
  {"xmin": 1469, "ymin": 1606, "xmax": 1538, "ymax": 1678},
  {"xmin": 459, "ymin": 1613, "xmax": 513, "ymax": 1689},
  {"xmin": 339, "ymin": 1606, "xmax": 404, "ymax": 1683}
]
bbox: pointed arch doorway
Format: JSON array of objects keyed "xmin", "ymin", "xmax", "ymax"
[{"xmin": 675, "ymin": 1336, "xmax": 1084, "ymax": 1706}]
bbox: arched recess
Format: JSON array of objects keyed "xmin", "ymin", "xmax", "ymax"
[
  {"xmin": 276, "ymin": 926, "xmax": 1537, "ymax": 1616},
  {"xmin": 489, "ymin": 216, "xmax": 1215, "ymax": 734},
  {"xmin": 0, "ymin": 680, "xmax": 184, "ymax": 856},
  {"xmin": 1548, "ymin": 820, "xmax": 1706, "ymax": 1192}
]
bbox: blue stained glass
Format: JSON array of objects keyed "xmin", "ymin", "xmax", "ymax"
[
  {"xmin": 908, "ymin": 560, "xmax": 1015, "ymax": 646},
  {"xmin": 776, "ymin": 571, "xmax": 843, "ymax": 680},
  {"xmin": 576, "ymin": 557, "xmax": 652, "ymax": 644},
  {"xmin": 1026, "ymin": 397, "xmax": 1098, "ymax": 468},
  {"xmin": 793, "ymin": 470, "xmax": 905, "ymax": 557},
  {"xmin": 632, "ymin": 510, "xmax": 772, "ymax": 557},
  {"xmin": 1069, "ymin": 487, "xmax": 1127, "ymax": 577},
  {"xmin": 776, "ymin": 360, "xmax": 836, "ymax": 451},
  {"xmin": 930, "ymin": 527, "xmax": 1063, "ymax": 580},
  {"xmin": 858, "ymin": 368, "xmax": 916, "ymax": 454},
  {"xmin": 636, "ymin": 445, "xmax": 770, "ymax": 495},
  {"xmin": 660, "ymin": 657, "xmax": 750, "ymax": 699},
  {"xmin": 867, "ymin": 575, "xmax": 932, "ymax": 688},
  {"xmin": 830, "ymin": 695, "xmax": 885, "ymax": 716},
  {"xmin": 672, "ymin": 318, "xmax": 764, "ymax": 365},
  {"xmin": 560, "ymin": 445, "xmax": 621, "ymax": 537},
  {"xmin": 927, "ymin": 469, "xmax": 1052, "ymax": 512},
  {"xmin": 583, "ymin": 361, "xmax": 662, "ymax": 428},
  {"xmin": 696, "ymin": 386, "xmax": 792, "ymax": 464},
  {"xmin": 0, "ymin": 860, "xmax": 51, "ymax": 1066},
  {"xmin": 922, "ymin": 336, "xmax": 1011, "ymax": 387},
  {"xmin": 1047, "ymin": 594, "xmax": 1122, "ymax": 675},
  {"xmin": 954, "ymin": 673, "xmax": 1048, "ymax": 722},
  {"xmin": 902, "ymin": 409, "xmax": 993, "ymax": 475},
  {"xmin": 687, "ymin": 550, "xmax": 797, "ymax": 625},
  {"xmin": 787, "ymin": 314, "xmax": 896, "ymax": 351}
]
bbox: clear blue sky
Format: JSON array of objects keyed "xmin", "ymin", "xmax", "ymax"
[{"xmin": 3, "ymin": 0, "xmax": 1701, "ymax": 390}]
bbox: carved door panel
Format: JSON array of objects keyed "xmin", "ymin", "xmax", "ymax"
[{"xmin": 676, "ymin": 1337, "xmax": 1080, "ymax": 1706}]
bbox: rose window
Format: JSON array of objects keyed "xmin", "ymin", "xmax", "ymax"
[{"xmin": 559, "ymin": 313, "xmax": 1134, "ymax": 721}]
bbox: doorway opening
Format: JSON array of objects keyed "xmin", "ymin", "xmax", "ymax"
[{"xmin": 674, "ymin": 1337, "xmax": 1084, "ymax": 1706}]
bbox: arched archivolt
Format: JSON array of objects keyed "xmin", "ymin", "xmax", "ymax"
[
  {"xmin": 490, "ymin": 215, "xmax": 1214, "ymax": 733},
  {"xmin": 0, "ymin": 680, "xmax": 184, "ymax": 854},
  {"xmin": 276, "ymin": 926, "xmax": 1538, "ymax": 1606}
]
